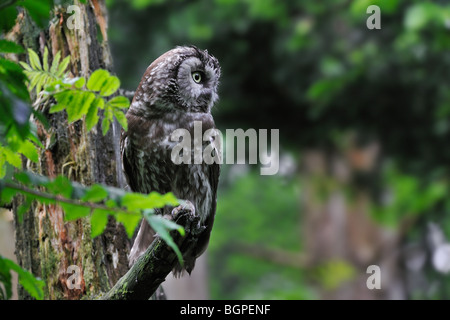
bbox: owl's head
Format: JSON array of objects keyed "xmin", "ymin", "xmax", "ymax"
[{"xmin": 131, "ymin": 46, "xmax": 221, "ymax": 115}]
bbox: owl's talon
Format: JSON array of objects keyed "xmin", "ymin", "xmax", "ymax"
[
  {"xmin": 171, "ymin": 200, "xmax": 196, "ymax": 220},
  {"xmin": 192, "ymin": 224, "xmax": 206, "ymax": 236}
]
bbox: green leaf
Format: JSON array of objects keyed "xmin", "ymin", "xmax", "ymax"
[
  {"xmin": 53, "ymin": 90, "xmax": 73, "ymax": 115},
  {"xmin": 79, "ymin": 92, "xmax": 96, "ymax": 121},
  {"xmin": 115, "ymin": 211, "xmax": 142, "ymax": 238},
  {"xmin": 95, "ymin": 96, "xmax": 105, "ymax": 110},
  {"xmin": 1, "ymin": 255, "xmax": 44, "ymax": 300},
  {"xmin": 14, "ymin": 171, "xmax": 32, "ymax": 185},
  {"xmin": 53, "ymin": 90, "xmax": 72, "ymax": 105},
  {"xmin": 105, "ymin": 199, "xmax": 117, "ymax": 208},
  {"xmin": 100, "ymin": 76, "xmax": 120, "ymax": 96},
  {"xmin": 0, "ymin": 40, "xmax": 24, "ymax": 54},
  {"xmin": 87, "ymin": 69, "xmax": 110, "ymax": 92},
  {"xmin": 149, "ymin": 191, "xmax": 179, "ymax": 207},
  {"xmin": 150, "ymin": 213, "xmax": 185, "ymax": 237},
  {"xmin": 121, "ymin": 192, "xmax": 178, "ymax": 211},
  {"xmin": 113, "ymin": 109, "xmax": 128, "ymax": 131},
  {"xmin": 85, "ymin": 98, "xmax": 103, "ymax": 131},
  {"xmin": 2, "ymin": 146, "xmax": 22, "ymax": 168},
  {"xmin": 49, "ymin": 103, "xmax": 66, "ymax": 113},
  {"xmin": 43, "ymin": 47, "xmax": 49, "ymax": 71},
  {"xmin": 0, "ymin": 162, "xmax": 6, "ymax": 180},
  {"xmin": 0, "ymin": 158, "xmax": 5, "ymax": 180},
  {"xmin": 121, "ymin": 193, "xmax": 150, "ymax": 211},
  {"xmin": 146, "ymin": 215, "xmax": 184, "ymax": 264},
  {"xmin": 34, "ymin": 73, "xmax": 46, "ymax": 94},
  {"xmin": 27, "ymin": 49, "xmax": 42, "ymax": 71},
  {"xmin": 50, "ymin": 51, "xmax": 61, "ymax": 75},
  {"xmin": 82, "ymin": 184, "xmax": 108, "ymax": 202},
  {"xmin": 101, "ymin": 115, "xmax": 110, "ymax": 136},
  {"xmin": 108, "ymin": 96, "xmax": 130, "ymax": 109},
  {"xmin": 90, "ymin": 209, "xmax": 109, "ymax": 238},
  {"xmin": 19, "ymin": 61, "xmax": 32, "ymax": 72},
  {"xmin": 0, "ymin": 255, "xmax": 13, "ymax": 299},
  {"xmin": 0, "ymin": 187, "xmax": 16, "ymax": 206},
  {"xmin": 404, "ymin": 3, "xmax": 438, "ymax": 31},
  {"xmin": 18, "ymin": 140, "xmax": 38, "ymax": 163},
  {"xmin": 62, "ymin": 203, "xmax": 91, "ymax": 221},
  {"xmin": 106, "ymin": 107, "xmax": 113, "ymax": 121},
  {"xmin": 27, "ymin": 72, "xmax": 41, "ymax": 92},
  {"xmin": 46, "ymin": 175, "xmax": 73, "ymax": 199},
  {"xmin": 6, "ymin": 257, "xmax": 45, "ymax": 300},
  {"xmin": 65, "ymin": 91, "xmax": 96, "ymax": 122},
  {"xmin": 74, "ymin": 77, "xmax": 86, "ymax": 89},
  {"xmin": 57, "ymin": 55, "xmax": 71, "ymax": 77}
]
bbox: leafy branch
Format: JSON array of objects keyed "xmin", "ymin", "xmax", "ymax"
[
  {"xmin": 20, "ymin": 47, "xmax": 130, "ymax": 135},
  {"xmin": 0, "ymin": 254, "xmax": 45, "ymax": 300},
  {"xmin": 0, "ymin": 45, "xmax": 130, "ymax": 179},
  {"xmin": 0, "ymin": 171, "xmax": 185, "ymax": 262}
]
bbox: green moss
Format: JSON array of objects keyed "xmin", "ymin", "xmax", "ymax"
[
  {"xmin": 39, "ymin": 236, "xmax": 63, "ymax": 299},
  {"xmin": 20, "ymin": 14, "xmax": 41, "ymax": 53}
]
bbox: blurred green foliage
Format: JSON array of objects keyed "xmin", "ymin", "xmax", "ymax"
[
  {"xmin": 106, "ymin": 0, "xmax": 450, "ymax": 299},
  {"xmin": 107, "ymin": 0, "xmax": 450, "ymax": 299},
  {"xmin": 371, "ymin": 165, "xmax": 448, "ymax": 227},
  {"xmin": 108, "ymin": 0, "xmax": 450, "ymax": 170},
  {"xmin": 209, "ymin": 172, "xmax": 316, "ymax": 299},
  {"xmin": 212, "ymin": 173, "xmax": 301, "ymax": 249}
]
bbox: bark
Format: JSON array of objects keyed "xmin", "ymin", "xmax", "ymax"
[{"xmin": 10, "ymin": 0, "xmax": 129, "ymax": 299}]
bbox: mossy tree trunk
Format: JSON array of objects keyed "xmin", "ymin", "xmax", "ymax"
[{"xmin": 9, "ymin": 0, "xmax": 130, "ymax": 299}]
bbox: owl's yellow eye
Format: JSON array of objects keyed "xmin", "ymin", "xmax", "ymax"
[{"xmin": 192, "ymin": 71, "xmax": 203, "ymax": 83}]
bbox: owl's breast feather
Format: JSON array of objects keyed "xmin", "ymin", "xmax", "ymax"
[{"xmin": 123, "ymin": 110, "xmax": 216, "ymax": 195}]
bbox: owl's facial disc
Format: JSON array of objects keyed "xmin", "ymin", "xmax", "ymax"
[{"xmin": 176, "ymin": 56, "xmax": 219, "ymax": 112}]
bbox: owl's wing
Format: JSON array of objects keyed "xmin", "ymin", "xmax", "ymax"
[
  {"xmin": 120, "ymin": 111, "xmax": 159, "ymax": 193},
  {"xmin": 120, "ymin": 128, "xmax": 138, "ymax": 193},
  {"xmin": 194, "ymin": 161, "xmax": 220, "ymax": 259}
]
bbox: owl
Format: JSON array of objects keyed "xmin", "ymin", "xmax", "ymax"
[{"xmin": 120, "ymin": 46, "xmax": 221, "ymax": 276}]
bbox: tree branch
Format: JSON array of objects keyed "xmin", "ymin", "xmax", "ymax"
[
  {"xmin": 100, "ymin": 209, "xmax": 200, "ymax": 300},
  {"xmin": 3, "ymin": 181, "xmax": 141, "ymax": 217}
]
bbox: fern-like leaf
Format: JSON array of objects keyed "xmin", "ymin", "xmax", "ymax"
[
  {"xmin": 20, "ymin": 48, "xmax": 129, "ymax": 135},
  {"xmin": 43, "ymin": 47, "xmax": 49, "ymax": 71},
  {"xmin": 22, "ymin": 48, "xmax": 70, "ymax": 95},
  {"xmin": 50, "ymin": 51, "xmax": 61, "ymax": 75}
]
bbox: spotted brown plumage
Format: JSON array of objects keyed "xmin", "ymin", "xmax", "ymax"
[{"xmin": 120, "ymin": 46, "xmax": 221, "ymax": 276}]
